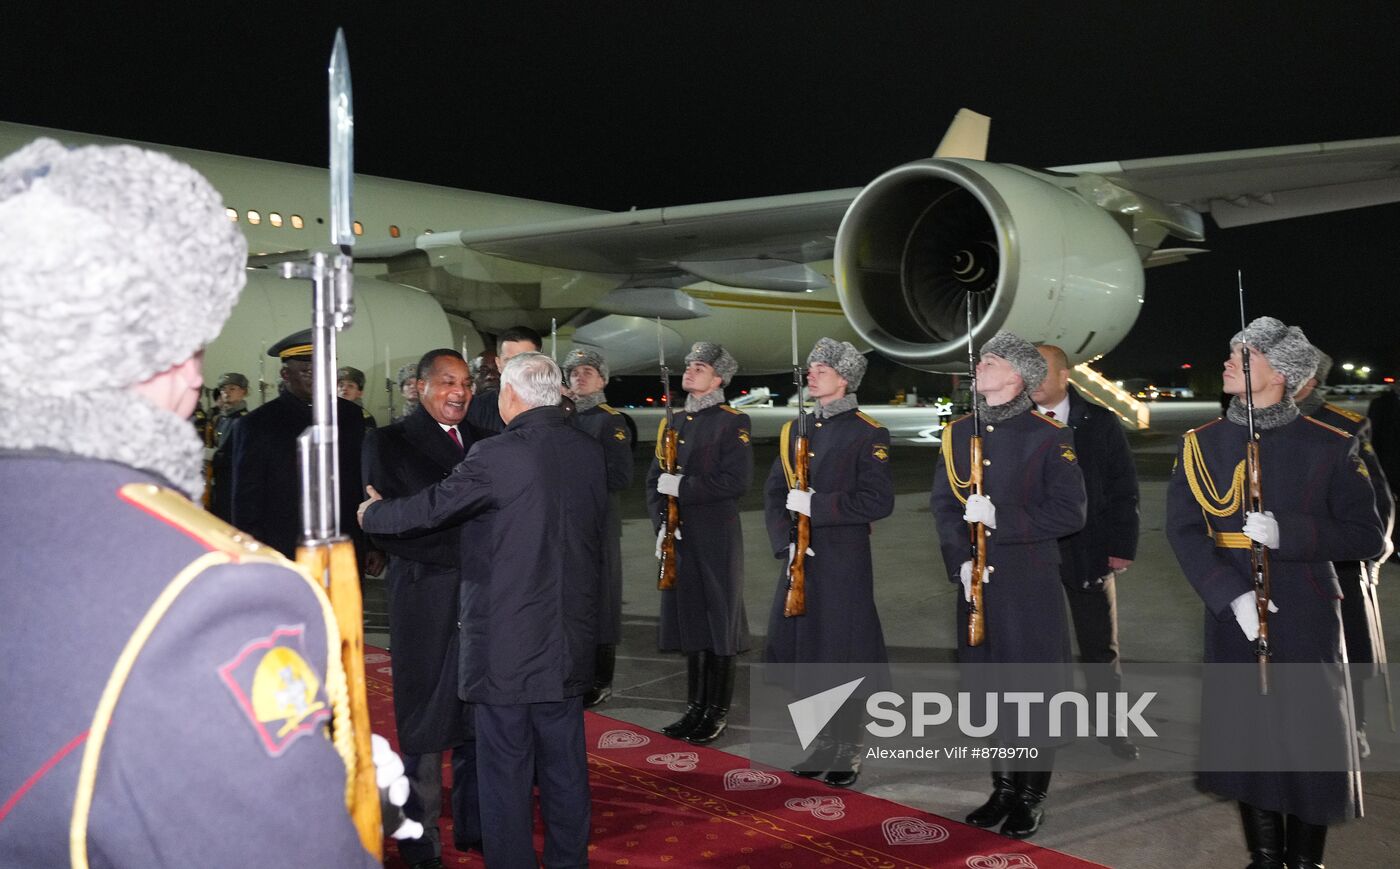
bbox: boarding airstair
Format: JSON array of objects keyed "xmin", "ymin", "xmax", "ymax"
[{"xmin": 1070, "ymin": 364, "xmax": 1150, "ymax": 429}]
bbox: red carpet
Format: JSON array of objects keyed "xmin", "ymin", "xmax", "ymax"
[{"xmin": 365, "ymin": 647, "xmax": 1107, "ymax": 868}]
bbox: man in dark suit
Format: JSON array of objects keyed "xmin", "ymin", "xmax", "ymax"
[
  {"xmin": 465, "ymin": 325, "xmax": 543, "ymax": 433},
  {"xmin": 229, "ymin": 330, "xmax": 378, "ymax": 571},
  {"xmin": 360, "ymin": 352, "xmax": 606, "ymax": 869},
  {"xmin": 1032, "ymin": 344, "xmax": 1142, "ymax": 760},
  {"xmin": 363, "ymin": 349, "xmax": 489, "ymax": 867}
]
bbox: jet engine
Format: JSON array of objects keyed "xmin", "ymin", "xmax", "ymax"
[{"xmin": 834, "ymin": 158, "xmax": 1145, "ymax": 370}]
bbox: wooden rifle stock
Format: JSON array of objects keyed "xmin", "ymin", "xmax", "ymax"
[
  {"xmin": 657, "ymin": 425, "xmax": 680, "ymax": 590},
  {"xmin": 297, "ymin": 539, "xmax": 382, "ymax": 859},
  {"xmin": 966, "ymin": 434, "xmax": 987, "ymax": 647},
  {"xmin": 1246, "ymin": 438, "xmax": 1272, "ymax": 694},
  {"xmin": 783, "ymin": 432, "xmax": 811, "ymax": 617}
]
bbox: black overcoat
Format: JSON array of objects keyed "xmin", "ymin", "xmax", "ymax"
[
  {"xmin": 1055, "ymin": 385, "xmax": 1140, "ymax": 586},
  {"xmin": 931, "ymin": 408, "xmax": 1086, "ymax": 664},
  {"xmin": 228, "ymin": 391, "xmax": 367, "ymax": 559},
  {"xmin": 362, "ymin": 405, "xmax": 490, "ymax": 754},
  {"xmin": 573, "ymin": 403, "xmax": 634, "ymax": 645},
  {"xmin": 762, "ymin": 407, "xmax": 894, "ymax": 668},
  {"xmin": 362, "ymin": 405, "xmax": 605, "ymax": 704},
  {"xmin": 0, "ymin": 451, "xmax": 374, "ymax": 868},
  {"xmin": 1166, "ymin": 413, "xmax": 1385, "ymax": 824},
  {"xmin": 646, "ymin": 403, "xmax": 753, "ymax": 655}
]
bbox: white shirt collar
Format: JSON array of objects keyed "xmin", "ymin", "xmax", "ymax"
[
  {"xmin": 438, "ymin": 421, "xmax": 457, "ymax": 433},
  {"xmin": 1036, "ymin": 394, "xmax": 1071, "ymax": 421}
]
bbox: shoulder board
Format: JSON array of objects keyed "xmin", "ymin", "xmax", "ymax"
[
  {"xmin": 1185, "ymin": 417, "xmax": 1226, "ymax": 437},
  {"xmin": 1302, "ymin": 416, "xmax": 1352, "ymax": 438},
  {"xmin": 1323, "ymin": 402, "xmax": 1365, "ymax": 424},
  {"xmin": 719, "ymin": 404, "xmax": 743, "ymax": 415},
  {"xmin": 598, "ymin": 403, "xmax": 622, "ymax": 416},
  {"xmin": 118, "ymin": 483, "xmax": 293, "ymax": 563},
  {"xmin": 855, "ymin": 410, "xmax": 884, "ymax": 428},
  {"xmin": 1031, "ymin": 410, "xmax": 1066, "ymax": 428}
]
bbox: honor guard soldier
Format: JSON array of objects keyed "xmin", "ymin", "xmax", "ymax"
[
  {"xmin": 0, "ymin": 138, "xmax": 384, "ymax": 865},
  {"xmin": 931, "ymin": 331, "xmax": 1087, "ymax": 839},
  {"xmin": 1167, "ymin": 318, "xmax": 1384, "ymax": 869},
  {"xmin": 207, "ymin": 372, "xmax": 250, "ymax": 522},
  {"xmin": 648, "ymin": 342, "xmax": 753, "ymax": 744},
  {"xmin": 362, "ymin": 349, "xmax": 489, "ymax": 865},
  {"xmin": 337, "ymin": 365, "xmax": 378, "ymax": 428},
  {"xmin": 1032, "ymin": 344, "xmax": 1143, "ymax": 760},
  {"xmin": 1297, "ymin": 349, "xmax": 1395, "ymax": 758},
  {"xmin": 763, "ymin": 338, "xmax": 894, "ymax": 787},
  {"xmin": 564, "ymin": 347, "xmax": 635, "ymax": 707}
]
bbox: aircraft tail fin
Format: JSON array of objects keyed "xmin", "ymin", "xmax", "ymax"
[{"xmin": 933, "ymin": 109, "xmax": 990, "ymax": 160}]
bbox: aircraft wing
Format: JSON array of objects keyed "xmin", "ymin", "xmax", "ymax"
[{"xmin": 1056, "ymin": 136, "xmax": 1400, "ymax": 228}]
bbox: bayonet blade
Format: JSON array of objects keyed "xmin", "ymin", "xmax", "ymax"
[{"xmin": 329, "ymin": 29, "xmax": 354, "ymax": 250}]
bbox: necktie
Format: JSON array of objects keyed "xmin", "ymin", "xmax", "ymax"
[{"xmin": 447, "ymin": 427, "xmax": 463, "ymax": 452}]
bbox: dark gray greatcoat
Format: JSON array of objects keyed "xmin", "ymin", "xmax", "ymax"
[
  {"xmin": 362, "ymin": 404, "xmax": 491, "ymax": 754},
  {"xmin": 1167, "ymin": 414, "xmax": 1385, "ymax": 824},
  {"xmin": 362, "ymin": 405, "xmax": 605, "ymax": 704},
  {"xmin": 229, "ymin": 391, "xmax": 367, "ymax": 559},
  {"xmin": 762, "ymin": 407, "xmax": 894, "ymax": 668},
  {"xmin": 572, "ymin": 403, "xmax": 634, "ymax": 645},
  {"xmin": 931, "ymin": 409, "xmax": 1087, "ymax": 664},
  {"xmin": 646, "ymin": 403, "xmax": 753, "ymax": 655},
  {"xmin": 0, "ymin": 451, "xmax": 375, "ymax": 867}
]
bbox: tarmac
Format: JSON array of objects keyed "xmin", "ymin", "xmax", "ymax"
[{"xmin": 366, "ymin": 399, "xmax": 1400, "ymax": 868}]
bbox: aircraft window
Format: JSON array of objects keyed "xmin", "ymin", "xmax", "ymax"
[
  {"xmin": 269, "ymin": 212, "xmax": 283, "ymax": 228},
  {"xmin": 225, "ymin": 207, "xmax": 238, "ymax": 223},
  {"xmin": 291, "ymin": 214, "xmax": 304, "ymax": 229},
  {"xmin": 246, "ymin": 210, "xmax": 261, "ymax": 225},
  {"xmin": 353, "ymin": 221, "xmax": 364, "ymax": 236},
  {"xmin": 424, "ymin": 228, "xmax": 434, "ymax": 234},
  {"xmin": 389, "ymin": 225, "xmax": 400, "ymax": 238}
]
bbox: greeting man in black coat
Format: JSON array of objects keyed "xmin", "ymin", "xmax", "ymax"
[
  {"xmin": 362, "ymin": 349, "xmax": 489, "ymax": 867},
  {"xmin": 360, "ymin": 352, "xmax": 606, "ymax": 869},
  {"xmin": 1032, "ymin": 344, "xmax": 1142, "ymax": 760}
]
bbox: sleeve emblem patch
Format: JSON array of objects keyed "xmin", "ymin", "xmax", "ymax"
[
  {"xmin": 613, "ymin": 428, "xmax": 627, "ymax": 441},
  {"xmin": 872, "ymin": 444, "xmax": 890, "ymax": 462},
  {"xmin": 1060, "ymin": 446, "xmax": 1078, "ymax": 464},
  {"xmin": 219, "ymin": 625, "xmax": 330, "ymax": 757},
  {"xmin": 738, "ymin": 429, "xmax": 750, "ymax": 444}
]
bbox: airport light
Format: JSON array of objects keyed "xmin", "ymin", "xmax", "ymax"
[
  {"xmin": 1360, "ymin": 366, "xmax": 1371, "ymax": 375},
  {"xmin": 1342, "ymin": 362, "xmax": 1356, "ymax": 371}
]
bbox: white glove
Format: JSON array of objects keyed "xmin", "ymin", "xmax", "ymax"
[
  {"xmin": 1229, "ymin": 590, "xmax": 1280, "ymax": 642},
  {"xmin": 963, "ymin": 494, "xmax": 997, "ymax": 529},
  {"xmin": 959, "ymin": 560, "xmax": 973, "ymax": 601},
  {"xmin": 786, "ymin": 542, "xmax": 816, "ymax": 571},
  {"xmin": 370, "ymin": 733, "xmax": 423, "ymax": 841},
  {"xmin": 786, "ymin": 488, "xmax": 814, "ymax": 516},
  {"xmin": 657, "ymin": 473, "xmax": 683, "ymax": 497},
  {"xmin": 1243, "ymin": 511, "xmax": 1279, "ymax": 549},
  {"xmin": 654, "ymin": 525, "xmax": 682, "ymax": 559}
]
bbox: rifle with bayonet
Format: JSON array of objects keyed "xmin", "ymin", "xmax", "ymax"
[
  {"xmin": 657, "ymin": 319, "xmax": 681, "ymax": 590},
  {"xmin": 277, "ymin": 30, "xmax": 382, "ymax": 858},
  {"xmin": 783, "ymin": 312, "xmax": 811, "ymax": 617},
  {"xmin": 965, "ymin": 297, "xmax": 987, "ymax": 647},
  {"xmin": 1238, "ymin": 271, "xmax": 1273, "ymax": 695}
]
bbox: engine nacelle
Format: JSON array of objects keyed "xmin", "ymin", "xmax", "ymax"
[{"xmin": 834, "ymin": 158, "xmax": 1145, "ymax": 371}]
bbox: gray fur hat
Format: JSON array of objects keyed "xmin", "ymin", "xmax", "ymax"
[
  {"xmin": 397, "ymin": 362, "xmax": 420, "ymax": 386},
  {"xmin": 685, "ymin": 341, "xmax": 739, "ymax": 386},
  {"xmin": 807, "ymin": 337, "xmax": 867, "ymax": 390},
  {"xmin": 562, "ymin": 346, "xmax": 609, "ymax": 383},
  {"xmin": 0, "ymin": 138, "xmax": 247, "ymax": 396},
  {"xmin": 979, "ymin": 330, "xmax": 1048, "ymax": 392},
  {"xmin": 1230, "ymin": 316, "xmax": 1318, "ymax": 395},
  {"xmin": 1312, "ymin": 349, "xmax": 1333, "ymax": 387}
]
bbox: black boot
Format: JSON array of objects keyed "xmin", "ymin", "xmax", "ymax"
[
  {"xmin": 965, "ymin": 759, "xmax": 1016, "ymax": 828},
  {"xmin": 1239, "ymin": 802, "xmax": 1286, "ymax": 869},
  {"xmin": 585, "ymin": 644, "xmax": 616, "ymax": 708},
  {"xmin": 1285, "ymin": 815, "xmax": 1327, "ymax": 869},
  {"xmin": 822, "ymin": 706, "xmax": 864, "ymax": 788},
  {"xmin": 685, "ymin": 654, "xmax": 736, "ymax": 744},
  {"xmin": 660, "ymin": 651, "xmax": 708, "ymax": 738},
  {"xmin": 1001, "ymin": 765, "xmax": 1053, "ymax": 839},
  {"xmin": 790, "ymin": 732, "xmax": 837, "ymax": 778}
]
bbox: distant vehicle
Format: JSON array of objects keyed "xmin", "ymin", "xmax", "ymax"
[{"xmin": 732, "ymin": 387, "xmax": 774, "ymax": 408}]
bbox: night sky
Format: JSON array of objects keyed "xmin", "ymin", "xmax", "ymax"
[{"xmin": 5, "ymin": 2, "xmax": 1399, "ymax": 385}]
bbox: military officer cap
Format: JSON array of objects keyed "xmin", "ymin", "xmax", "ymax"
[
  {"xmin": 268, "ymin": 329, "xmax": 314, "ymax": 360},
  {"xmin": 563, "ymin": 346, "xmax": 609, "ymax": 383},
  {"xmin": 0, "ymin": 138, "xmax": 246, "ymax": 396},
  {"xmin": 216, "ymin": 372, "xmax": 249, "ymax": 390},
  {"xmin": 807, "ymin": 337, "xmax": 867, "ymax": 390},
  {"xmin": 979, "ymin": 331, "xmax": 1048, "ymax": 392},
  {"xmin": 685, "ymin": 341, "xmax": 739, "ymax": 386},
  {"xmin": 1312, "ymin": 350, "xmax": 1334, "ymax": 387},
  {"xmin": 1231, "ymin": 316, "xmax": 1318, "ymax": 395},
  {"xmin": 336, "ymin": 366, "xmax": 365, "ymax": 389}
]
